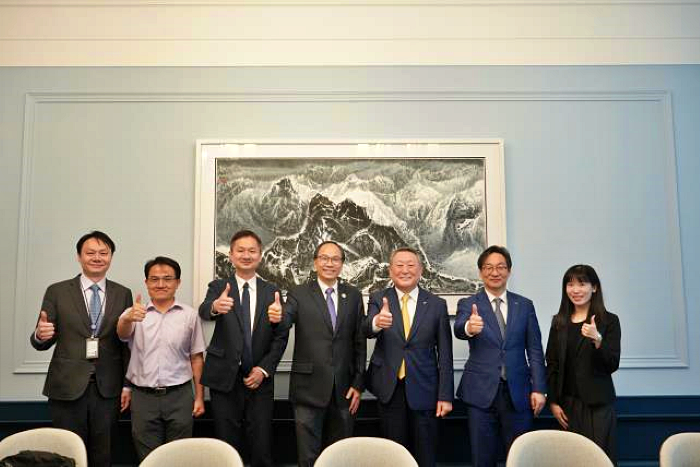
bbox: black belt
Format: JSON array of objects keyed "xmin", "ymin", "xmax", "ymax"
[{"xmin": 134, "ymin": 381, "xmax": 188, "ymax": 395}]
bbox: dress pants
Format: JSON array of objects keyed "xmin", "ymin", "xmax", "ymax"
[
  {"xmin": 467, "ymin": 380, "xmax": 533, "ymax": 467},
  {"xmin": 130, "ymin": 383, "xmax": 194, "ymax": 462},
  {"xmin": 562, "ymin": 395, "xmax": 618, "ymax": 465},
  {"xmin": 293, "ymin": 387, "xmax": 353, "ymax": 467},
  {"xmin": 210, "ymin": 375, "xmax": 275, "ymax": 467},
  {"xmin": 49, "ymin": 379, "xmax": 120, "ymax": 467},
  {"xmin": 378, "ymin": 379, "xmax": 437, "ymax": 467}
]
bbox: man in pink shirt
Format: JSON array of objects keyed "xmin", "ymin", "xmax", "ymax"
[{"xmin": 117, "ymin": 256, "xmax": 206, "ymax": 461}]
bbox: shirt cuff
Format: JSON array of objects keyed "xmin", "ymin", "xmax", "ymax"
[
  {"xmin": 259, "ymin": 368, "xmax": 270, "ymax": 378},
  {"xmin": 465, "ymin": 322, "xmax": 474, "ymax": 337},
  {"xmin": 372, "ymin": 316, "xmax": 381, "ymax": 334}
]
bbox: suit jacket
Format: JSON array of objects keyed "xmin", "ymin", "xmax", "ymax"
[
  {"xmin": 199, "ymin": 277, "xmax": 288, "ymax": 392},
  {"xmin": 30, "ymin": 275, "xmax": 133, "ymax": 401},
  {"xmin": 545, "ymin": 312, "xmax": 620, "ymax": 406},
  {"xmin": 454, "ymin": 289, "xmax": 546, "ymax": 412},
  {"xmin": 282, "ymin": 280, "xmax": 366, "ymax": 409},
  {"xmin": 364, "ymin": 287, "xmax": 454, "ymax": 410}
]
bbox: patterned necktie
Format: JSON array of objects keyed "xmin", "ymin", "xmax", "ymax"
[
  {"xmin": 398, "ymin": 293, "xmax": 410, "ymax": 380},
  {"xmin": 493, "ymin": 297, "xmax": 507, "ymax": 380},
  {"xmin": 89, "ymin": 284, "xmax": 102, "ymax": 335},
  {"xmin": 325, "ymin": 288, "xmax": 337, "ymax": 331},
  {"xmin": 241, "ymin": 282, "xmax": 253, "ymax": 373}
]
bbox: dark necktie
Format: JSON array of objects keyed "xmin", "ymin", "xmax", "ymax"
[
  {"xmin": 325, "ymin": 288, "xmax": 337, "ymax": 331},
  {"xmin": 241, "ymin": 282, "xmax": 253, "ymax": 373},
  {"xmin": 493, "ymin": 297, "xmax": 507, "ymax": 380}
]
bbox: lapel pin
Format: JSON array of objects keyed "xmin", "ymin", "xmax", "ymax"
[{"xmin": 341, "ymin": 293, "xmax": 347, "ymax": 299}]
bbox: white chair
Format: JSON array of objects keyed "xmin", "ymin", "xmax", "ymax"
[
  {"xmin": 506, "ymin": 429, "xmax": 613, "ymax": 467},
  {"xmin": 315, "ymin": 436, "xmax": 418, "ymax": 467},
  {"xmin": 139, "ymin": 437, "xmax": 243, "ymax": 467},
  {"xmin": 660, "ymin": 432, "xmax": 700, "ymax": 467},
  {"xmin": 0, "ymin": 427, "xmax": 87, "ymax": 467}
]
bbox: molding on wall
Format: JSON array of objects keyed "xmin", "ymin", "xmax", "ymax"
[
  {"xmin": 13, "ymin": 89, "xmax": 688, "ymax": 373},
  {"xmin": 0, "ymin": 1, "xmax": 699, "ymax": 65}
]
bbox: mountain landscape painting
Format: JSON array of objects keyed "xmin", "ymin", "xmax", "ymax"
[{"xmin": 213, "ymin": 156, "xmax": 489, "ymax": 295}]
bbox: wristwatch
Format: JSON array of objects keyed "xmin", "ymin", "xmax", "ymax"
[{"xmin": 594, "ymin": 331, "xmax": 603, "ymax": 343}]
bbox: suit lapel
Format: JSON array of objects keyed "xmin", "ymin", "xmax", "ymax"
[
  {"xmin": 504, "ymin": 291, "xmax": 518, "ymax": 344},
  {"xmin": 228, "ymin": 279, "xmax": 244, "ymax": 332},
  {"xmin": 310, "ymin": 282, "xmax": 334, "ymax": 334},
  {"xmin": 386, "ymin": 288, "xmax": 406, "ymax": 343},
  {"xmin": 69, "ymin": 276, "xmax": 92, "ymax": 333},
  {"xmin": 478, "ymin": 290, "xmax": 503, "ymax": 345},
  {"xmin": 407, "ymin": 288, "xmax": 429, "ymax": 341},
  {"xmin": 252, "ymin": 277, "xmax": 265, "ymax": 334},
  {"xmin": 334, "ymin": 283, "xmax": 349, "ymax": 335}
]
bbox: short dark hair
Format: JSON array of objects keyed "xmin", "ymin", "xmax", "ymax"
[
  {"xmin": 76, "ymin": 231, "xmax": 116, "ymax": 255},
  {"xmin": 477, "ymin": 245, "xmax": 512, "ymax": 270},
  {"xmin": 390, "ymin": 247, "xmax": 422, "ymax": 267},
  {"xmin": 313, "ymin": 241, "xmax": 345, "ymax": 262},
  {"xmin": 144, "ymin": 256, "xmax": 181, "ymax": 279},
  {"xmin": 230, "ymin": 230, "xmax": 263, "ymax": 249}
]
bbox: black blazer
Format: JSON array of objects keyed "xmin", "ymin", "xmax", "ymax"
[
  {"xmin": 30, "ymin": 276, "xmax": 132, "ymax": 401},
  {"xmin": 282, "ymin": 280, "xmax": 366, "ymax": 409},
  {"xmin": 199, "ymin": 277, "xmax": 288, "ymax": 392},
  {"xmin": 545, "ymin": 311, "xmax": 621, "ymax": 406},
  {"xmin": 364, "ymin": 287, "xmax": 453, "ymax": 410}
]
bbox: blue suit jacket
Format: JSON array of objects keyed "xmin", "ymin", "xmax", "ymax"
[
  {"xmin": 454, "ymin": 289, "xmax": 546, "ymax": 412},
  {"xmin": 365, "ymin": 287, "xmax": 454, "ymax": 411}
]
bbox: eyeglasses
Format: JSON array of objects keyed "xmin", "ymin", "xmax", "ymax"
[
  {"xmin": 316, "ymin": 255, "xmax": 343, "ymax": 265},
  {"xmin": 147, "ymin": 276, "xmax": 178, "ymax": 284},
  {"xmin": 481, "ymin": 264, "xmax": 509, "ymax": 274}
]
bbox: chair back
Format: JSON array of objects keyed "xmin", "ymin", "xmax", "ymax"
[
  {"xmin": 0, "ymin": 427, "xmax": 87, "ymax": 467},
  {"xmin": 660, "ymin": 432, "xmax": 700, "ymax": 467},
  {"xmin": 506, "ymin": 430, "xmax": 613, "ymax": 467},
  {"xmin": 315, "ymin": 437, "xmax": 418, "ymax": 467},
  {"xmin": 139, "ymin": 437, "xmax": 243, "ymax": 467}
]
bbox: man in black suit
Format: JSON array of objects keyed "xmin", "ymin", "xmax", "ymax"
[
  {"xmin": 199, "ymin": 230, "xmax": 288, "ymax": 467},
  {"xmin": 30, "ymin": 230, "xmax": 133, "ymax": 467},
  {"xmin": 364, "ymin": 247, "xmax": 453, "ymax": 467},
  {"xmin": 268, "ymin": 241, "xmax": 366, "ymax": 467}
]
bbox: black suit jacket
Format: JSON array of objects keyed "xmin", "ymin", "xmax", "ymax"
[
  {"xmin": 545, "ymin": 311, "xmax": 621, "ymax": 406},
  {"xmin": 30, "ymin": 275, "xmax": 133, "ymax": 401},
  {"xmin": 282, "ymin": 280, "xmax": 366, "ymax": 408},
  {"xmin": 199, "ymin": 277, "xmax": 288, "ymax": 392},
  {"xmin": 364, "ymin": 287, "xmax": 454, "ymax": 410}
]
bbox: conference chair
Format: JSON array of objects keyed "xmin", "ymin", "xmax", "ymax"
[
  {"xmin": 0, "ymin": 427, "xmax": 87, "ymax": 467},
  {"xmin": 660, "ymin": 432, "xmax": 700, "ymax": 467},
  {"xmin": 139, "ymin": 437, "xmax": 243, "ymax": 467},
  {"xmin": 315, "ymin": 437, "xmax": 418, "ymax": 467},
  {"xmin": 506, "ymin": 430, "xmax": 613, "ymax": 467}
]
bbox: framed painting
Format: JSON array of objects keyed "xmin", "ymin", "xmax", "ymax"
[{"xmin": 194, "ymin": 140, "xmax": 505, "ymax": 312}]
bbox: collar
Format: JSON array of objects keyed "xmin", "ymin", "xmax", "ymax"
[
  {"xmin": 395, "ymin": 286, "xmax": 419, "ymax": 302},
  {"xmin": 235, "ymin": 274, "xmax": 256, "ymax": 292},
  {"xmin": 484, "ymin": 288, "xmax": 508, "ymax": 305},
  {"xmin": 318, "ymin": 279, "xmax": 338, "ymax": 295},
  {"xmin": 80, "ymin": 274, "xmax": 106, "ymax": 292},
  {"xmin": 146, "ymin": 299, "xmax": 183, "ymax": 313}
]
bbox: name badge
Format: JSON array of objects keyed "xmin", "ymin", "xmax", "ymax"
[{"xmin": 86, "ymin": 338, "xmax": 99, "ymax": 359}]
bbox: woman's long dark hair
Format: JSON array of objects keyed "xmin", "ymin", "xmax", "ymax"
[{"xmin": 554, "ymin": 264, "xmax": 607, "ymax": 330}]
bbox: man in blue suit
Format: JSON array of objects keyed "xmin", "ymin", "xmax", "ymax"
[
  {"xmin": 454, "ymin": 245, "xmax": 546, "ymax": 467},
  {"xmin": 365, "ymin": 247, "xmax": 454, "ymax": 467}
]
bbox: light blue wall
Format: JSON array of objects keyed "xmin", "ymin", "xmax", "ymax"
[{"xmin": 1, "ymin": 66, "xmax": 698, "ymax": 400}]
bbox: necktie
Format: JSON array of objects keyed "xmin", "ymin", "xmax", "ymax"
[
  {"xmin": 398, "ymin": 294, "xmax": 410, "ymax": 380},
  {"xmin": 241, "ymin": 282, "xmax": 253, "ymax": 373},
  {"xmin": 89, "ymin": 284, "xmax": 102, "ymax": 335},
  {"xmin": 325, "ymin": 288, "xmax": 337, "ymax": 331},
  {"xmin": 493, "ymin": 297, "xmax": 507, "ymax": 380}
]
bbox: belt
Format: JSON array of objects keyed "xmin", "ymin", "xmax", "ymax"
[{"xmin": 134, "ymin": 381, "xmax": 188, "ymax": 395}]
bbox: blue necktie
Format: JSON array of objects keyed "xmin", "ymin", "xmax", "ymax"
[
  {"xmin": 89, "ymin": 284, "xmax": 102, "ymax": 335},
  {"xmin": 241, "ymin": 282, "xmax": 253, "ymax": 373},
  {"xmin": 325, "ymin": 288, "xmax": 337, "ymax": 331}
]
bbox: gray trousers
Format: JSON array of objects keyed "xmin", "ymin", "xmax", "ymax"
[{"xmin": 131, "ymin": 383, "xmax": 194, "ymax": 462}]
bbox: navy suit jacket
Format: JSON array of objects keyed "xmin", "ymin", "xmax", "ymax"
[
  {"xmin": 454, "ymin": 289, "xmax": 546, "ymax": 412},
  {"xmin": 365, "ymin": 287, "xmax": 454, "ymax": 411},
  {"xmin": 199, "ymin": 276, "xmax": 288, "ymax": 392}
]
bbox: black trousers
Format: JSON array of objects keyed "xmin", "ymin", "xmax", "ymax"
[
  {"xmin": 377, "ymin": 379, "xmax": 437, "ymax": 467},
  {"xmin": 49, "ymin": 380, "xmax": 120, "ymax": 467},
  {"xmin": 562, "ymin": 395, "xmax": 618, "ymax": 465},
  {"xmin": 293, "ymin": 389, "xmax": 354, "ymax": 467},
  {"xmin": 130, "ymin": 383, "xmax": 194, "ymax": 462},
  {"xmin": 210, "ymin": 376, "xmax": 275, "ymax": 467}
]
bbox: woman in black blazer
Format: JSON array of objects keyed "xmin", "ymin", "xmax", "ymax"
[{"xmin": 545, "ymin": 264, "xmax": 621, "ymax": 464}]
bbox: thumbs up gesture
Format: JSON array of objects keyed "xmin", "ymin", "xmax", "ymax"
[
  {"xmin": 467, "ymin": 303, "xmax": 484, "ymax": 335},
  {"xmin": 375, "ymin": 297, "xmax": 393, "ymax": 329},
  {"xmin": 213, "ymin": 283, "xmax": 234, "ymax": 315},
  {"xmin": 126, "ymin": 294, "xmax": 147, "ymax": 322},
  {"xmin": 581, "ymin": 315, "xmax": 601, "ymax": 344},
  {"xmin": 268, "ymin": 291, "xmax": 282, "ymax": 323},
  {"xmin": 36, "ymin": 310, "xmax": 55, "ymax": 341}
]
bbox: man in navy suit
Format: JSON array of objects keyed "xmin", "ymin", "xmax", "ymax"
[
  {"xmin": 365, "ymin": 247, "xmax": 453, "ymax": 467},
  {"xmin": 454, "ymin": 245, "xmax": 546, "ymax": 467}
]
